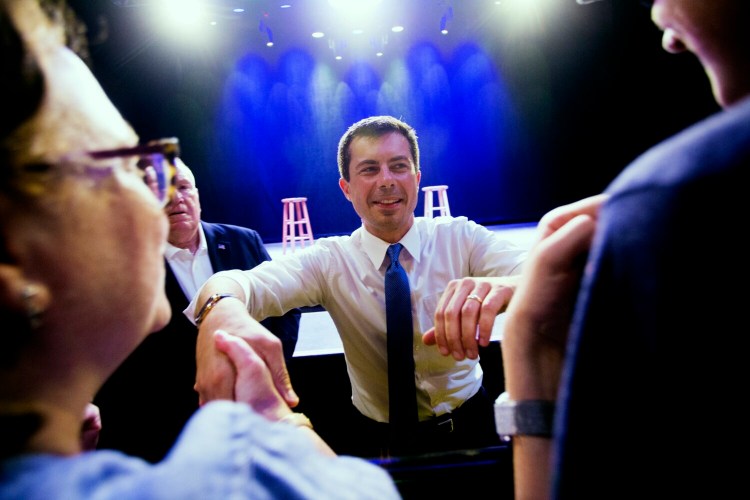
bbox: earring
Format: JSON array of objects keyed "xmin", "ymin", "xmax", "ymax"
[{"xmin": 21, "ymin": 284, "xmax": 45, "ymax": 329}]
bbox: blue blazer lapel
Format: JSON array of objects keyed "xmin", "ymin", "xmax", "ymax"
[{"xmin": 203, "ymin": 222, "xmax": 233, "ymax": 272}]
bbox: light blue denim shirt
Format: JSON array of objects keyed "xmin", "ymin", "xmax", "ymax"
[{"xmin": 0, "ymin": 401, "xmax": 399, "ymax": 499}]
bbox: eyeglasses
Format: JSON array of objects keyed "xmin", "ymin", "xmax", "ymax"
[
  {"xmin": 62, "ymin": 138, "xmax": 179, "ymax": 207},
  {"xmin": 576, "ymin": 0, "xmax": 654, "ymax": 6}
]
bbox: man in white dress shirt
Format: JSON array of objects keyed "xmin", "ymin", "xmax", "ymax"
[{"xmin": 188, "ymin": 116, "xmax": 525, "ymax": 457}]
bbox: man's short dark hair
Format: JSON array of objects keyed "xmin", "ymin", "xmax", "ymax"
[{"xmin": 337, "ymin": 115, "xmax": 420, "ymax": 182}]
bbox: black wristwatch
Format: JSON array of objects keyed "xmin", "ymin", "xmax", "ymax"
[{"xmin": 494, "ymin": 392, "xmax": 555, "ymax": 439}]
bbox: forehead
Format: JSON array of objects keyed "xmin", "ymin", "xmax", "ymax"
[
  {"xmin": 349, "ymin": 132, "xmax": 412, "ymax": 163},
  {"xmin": 174, "ymin": 161, "xmax": 196, "ymax": 185}
]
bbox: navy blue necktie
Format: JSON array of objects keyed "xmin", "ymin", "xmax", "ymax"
[{"xmin": 385, "ymin": 243, "xmax": 418, "ymax": 426}]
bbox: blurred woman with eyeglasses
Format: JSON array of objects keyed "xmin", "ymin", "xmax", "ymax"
[{"xmin": 0, "ymin": 1, "xmax": 398, "ymax": 498}]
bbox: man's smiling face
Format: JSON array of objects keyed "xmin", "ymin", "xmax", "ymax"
[{"xmin": 339, "ymin": 131, "xmax": 421, "ymax": 243}]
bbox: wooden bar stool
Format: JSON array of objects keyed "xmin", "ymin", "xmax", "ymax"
[
  {"xmin": 422, "ymin": 185, "xmax": 451, "ymax": 218},
  {"xmin": 281, "ymin": 197, "xmax": 314, "ymax": 254}
]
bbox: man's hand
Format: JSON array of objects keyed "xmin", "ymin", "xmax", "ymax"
[
  {"xmin": 194, "ymin": 289, "xmax": 298, "ymax": 408},
  {"xmin": 213, "ymin": 330, "xmax": 291, "ymax": 420},
  {"xmin": 215, "ymin": 330, "xmax": 337, "ymax": 457},
  {"xmin": 423, "ymin": 276, "xmax": 518, "ymax": 360}
]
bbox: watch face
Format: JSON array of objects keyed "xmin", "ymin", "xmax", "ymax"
[{"xmin": 494, "ymin": 396, "xmax": 517, "ymax": 438}]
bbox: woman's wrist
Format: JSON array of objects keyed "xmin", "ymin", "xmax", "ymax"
[
  {"xmin": 502, "ymin": 330, "xmax": 565, "ymax": 401},
  {"xmin": 278, "ymin": 412, "xmax": 314, "ymax": 429}
]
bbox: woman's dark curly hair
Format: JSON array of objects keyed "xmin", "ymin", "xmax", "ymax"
[
  {"xmin": 0, "ymin": 0, "xmax": 89, "ymax": 141},
  {"xmin": 0, "ymin": 2, "xmax": 44, "ymax": 145}
]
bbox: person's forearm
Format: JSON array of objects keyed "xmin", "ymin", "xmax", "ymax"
[
  {"xmin": 298, "ymin": 426, "xmax": 337, "ymax": 457},
  {"xmin": 502, "ymin": 332, "xmax": 564, "ymax": 401},
  {"xmin": 502, "ymin": 352, "xmax": 558, "ymax": 499},
  {"xmin": 196, "ymin": 285, "xmax": 298, "ymax": 407},
  {"xmin": 194, "ymin": 295, "xmax": 252, "ymax": 403},
  {"xmin": 512, "ymin": 436, "xmax": 553, "ymax": 500},
  {"xmin": 499, "ymin": 195, "xmax": 602, "ymax": 500},
  {"xmin": 267, "ymin": 411, "xmax": 337, "ymax": 457},
  {"xmin": 196, "ymin": 276, "xmax": 247, "ymax": 316},
  {"xmin": 501, "ymin": 312, "xmax": 565, "ymax": 500}
]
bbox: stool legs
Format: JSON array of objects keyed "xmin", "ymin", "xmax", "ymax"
[
  {"xmin": 422, "ymin": 186, "xmax": 450, "ymax": 218},
  {"xmin": 437, "ymin": 189, "xmax": 450, "ymax": 217},
  {"xmin": 282, "ymin": 200, "xmax": 294, "ymax": 254},
  {"xmin": 282, "ymin": 197, "xmax": 314, "ymax": 254},
  {"xmin": 424, "ymin": 191, "xmax": 434, "ymax": 218},
  {"xmin": 298, "ymin": 200, "xmax": 313, "ymax": 245}
]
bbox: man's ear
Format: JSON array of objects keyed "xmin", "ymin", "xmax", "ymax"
[{"xmin": 338, "ymin": 178, "xmax": 351, "ymax": 201}]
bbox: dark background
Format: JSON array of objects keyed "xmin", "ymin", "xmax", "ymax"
[{"xmin": 67, "ymin": 0, "xmax": 719, "ymax": 243}]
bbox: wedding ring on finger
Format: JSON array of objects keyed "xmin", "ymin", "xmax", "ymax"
[{"xmin": 466, "ymin": 293, "xmax": 483, "ymax": 305}]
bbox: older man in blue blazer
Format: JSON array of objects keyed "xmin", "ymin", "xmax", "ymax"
[{"xmin": 94, "ymin": 159, "xmax": 301, "ymax": 463}]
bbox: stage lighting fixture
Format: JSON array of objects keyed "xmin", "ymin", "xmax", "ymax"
[
  {"xmin": 259, "ymin": 19, "xmax": 274, "ymax": 47},
  {"xmin": 440, "ymin": 5, "xmax": 453, "ymax": 35}
]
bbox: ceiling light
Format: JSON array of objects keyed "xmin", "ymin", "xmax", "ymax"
[{"xmin": 440, "ymin": 6, "xmax": 453, "ymax": 35}]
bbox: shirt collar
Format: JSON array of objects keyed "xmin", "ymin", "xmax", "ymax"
[
  {"xmin": 165, "ymin": 223, "xmax": 207, "ymax": 259},
  {"xmin": 359, "ymin": 220, "xmax": 422, "ymax": 269}
]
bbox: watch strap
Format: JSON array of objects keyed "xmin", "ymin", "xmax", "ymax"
[{"xmin": 494, "ymin": 392, "xmax": 555, "ymax": 438}]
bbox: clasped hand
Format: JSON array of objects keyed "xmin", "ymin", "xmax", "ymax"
[{"xmin": 194, "ymin": 295, "xmax": 299, "ymax": 415}]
